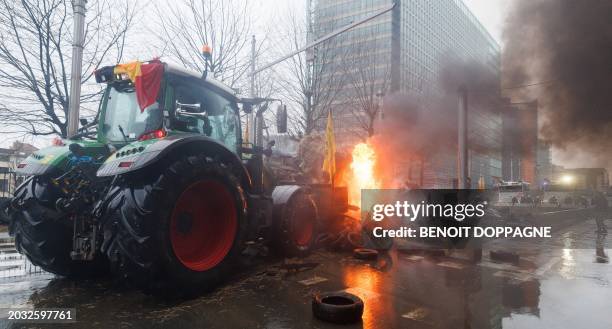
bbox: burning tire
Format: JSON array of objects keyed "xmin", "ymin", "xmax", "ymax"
[
  {"xmin": 100, "ymin": 154, "xmax": 247, "ymax": 295},
  {"xmin": 9, "ymin": 177, "xmax": 105, "ymax": 277}
]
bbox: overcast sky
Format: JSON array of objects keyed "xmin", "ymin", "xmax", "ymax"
[
  {"xmin": 1, "ymin": 0, "xmax": 508, "ymax": 149},
  {"xmin": 463, "ymin": 0, "xmax": 510, "ymax": 44}
]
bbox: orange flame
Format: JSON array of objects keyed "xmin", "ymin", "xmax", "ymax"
[{"xmin": 347, "ymin": 142, "xmax": 380, "ymax": 208}]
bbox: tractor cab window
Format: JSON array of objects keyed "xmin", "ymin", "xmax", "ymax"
[
  {"xmin": 171, "ymin": 82, "xmax": 239, "ymax": 152},
  {"xmin": 101, "ymin": 82, "xmax": 162, "ymax": 143}
]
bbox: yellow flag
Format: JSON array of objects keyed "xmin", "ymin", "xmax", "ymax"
[
  {"xmin": 322, "ymin": 110, "xmax": 336, "ymax": 183},
  {"xmin": 478, "ymin": 176, "xmax": 485, "ymax": 190},
  {"xmin": 244, "ymin": 119, "xmax": 250, "ymax": 144},
  {"xmin": 114, "ymin": 61, "xmax": 142, "ymax": 83}
]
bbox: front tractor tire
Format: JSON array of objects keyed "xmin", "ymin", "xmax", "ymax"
[
  {"xmin": 9, "ymin": 177, "xmax": 105, "ymax": 277},
  {"xmin": 100, "ymin": 154, "xmax": 248, "ymax": 295}
]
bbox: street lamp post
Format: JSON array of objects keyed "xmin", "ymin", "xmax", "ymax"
[
  {"xmin": 67, "ymin": 0, "xmax": 87, "ymax": 138},
  {"xmin": 376, "ymin": 89, "xmax": 385, "ymax": 120},
  {"xmin": 458, "ymin": 87, "xmax": 469, "ymax": 189}
]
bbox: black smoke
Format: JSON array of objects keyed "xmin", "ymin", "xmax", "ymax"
[
  {"xmin": 370, "ymin": 57, "xmax": 501, "ymax": 187},
  {"xmin": 503, "ymin": 0, "xmax": 612, "ymax": 170}
]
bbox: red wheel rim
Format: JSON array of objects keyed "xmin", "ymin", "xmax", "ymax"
[
  {"xmin": 294, "ymin": 218, "xmax": 314, "ymax": 247},
  {"xmin": 170, "ymin": 179, "xmax": 237, "ymax": 272},
  {"xmin": 290, "ymin": 198, "xmax": 315, "ymax": 247}
]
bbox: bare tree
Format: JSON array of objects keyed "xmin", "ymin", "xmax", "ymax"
[
  {"xmin": 241, "ymin": 58, "xmax": 279, "ymax": 144},
  {"xmin": 274, "ymin": 12, "xmax": 349, "ymax": 140},
  {"xmin": 0, "ymin": 0, "xmax": 134, "ymax": 138},
  {"xmin": 344, "ymin": 33, "xmax": 391, "ymax": 138},
  {"xmin": 154, "ymin": 0, "xmax": 259, "ymax": 90}
]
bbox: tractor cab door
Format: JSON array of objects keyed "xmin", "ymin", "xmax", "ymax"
[{"xmin": 166, "ymin": 78, "xmax": 240, "ymax": 153}]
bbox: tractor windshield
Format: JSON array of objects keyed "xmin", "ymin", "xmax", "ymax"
[{"xmin": 101, "ymin": 82, "xmax": 162, "ymax": 143}]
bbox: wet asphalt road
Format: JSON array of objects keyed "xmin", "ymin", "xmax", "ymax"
[{"xmin": 0, "ymin": 215, "xmax": 610, "ymax": 329}]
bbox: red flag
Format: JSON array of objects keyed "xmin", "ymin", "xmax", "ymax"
[
  {"xmin": 135, "ymin": 61, "xmax": 163, "ymax": 112},
  {"xmin": 114, "ymin": 60, "xmax": 164, "ymax": 112}
]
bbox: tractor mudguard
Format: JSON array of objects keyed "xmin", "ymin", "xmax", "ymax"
[
  {"xmin": 272, "ymin": 185, "xmax": 304, "ymax": 206},
  {"xmin": 97, "ymin": 134, "xmax": 252, "ymax": 189},
  {"xmin": 15, "ymin": 140, "xmax": 107, "ymax": 176}
]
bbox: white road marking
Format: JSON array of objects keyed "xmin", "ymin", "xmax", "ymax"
[
  {"xmin": 436, "ymin": 261, "xmax": 465, "ymax": 270},
  {"xmin": 298, "ymin": 276, "xmax": 328, "ymax": 286},
  {"xmin": 402, "ymin": 255, "xmax": 424, "ymax": 262},
  {"xmin": 535, "ymin": 256, "xmax": 561, "ymax": 276}
]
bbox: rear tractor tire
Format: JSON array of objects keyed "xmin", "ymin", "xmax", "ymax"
[
  {"xmin": 273, "ymin": 190, "xmax": 318, "ymax": 258},
  {"xmin": 9, "ymin": 177, "xmax": 106, "ymax": 277},
  {"xmin": 100, "ymin": 154, "xmax": 248, "ymax": 295}
]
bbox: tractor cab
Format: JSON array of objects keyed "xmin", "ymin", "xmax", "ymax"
[{"xmin": 95, "ymin": 60, "xmax": 241, "ymax": 154}]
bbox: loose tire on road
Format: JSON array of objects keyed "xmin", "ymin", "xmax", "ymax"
[
  {"xmin": 353, "ymin": 248, "xmax": 378, "ymax": 260},
  {"xmin": 100, "ymin": 154, "xmax": 248, "ymax": 295},
  {"xmin": 9, "ymin": 177, "xmax": 106, "ymax": 277},
  {"xmin": 312, "ymin": 291, "xmax": 364, "ymax": 324}
]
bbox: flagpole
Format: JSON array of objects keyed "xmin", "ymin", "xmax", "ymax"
[
  {"xmin": 323, "ymin": 107, "xmax": 336, "ymax": 189},
  {"xmin": 330, "ymin": 108, "xmax": 334, "ymax": 189}
]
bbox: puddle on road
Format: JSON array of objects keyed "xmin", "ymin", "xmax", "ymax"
[
  {"xmin": 0, "ymin": 227, "xmax": 610, "ymax": 329},
  {"xmin": 502, "ymin": 249, "xmax": 612, "ymax": 329},
  {"xmin": 0, "ymin": 234, "xmax": 54, "ymax": 310},
  {"xmin": 337, "ymin": 231, "xmax": 611, "ymax": 329}
]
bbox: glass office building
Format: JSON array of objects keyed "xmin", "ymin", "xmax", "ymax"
[{"xmin": 314, "ymin": 0, "xmax": 502, "ymax": 188}]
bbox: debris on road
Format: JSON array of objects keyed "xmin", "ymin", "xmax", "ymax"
[
  {"xmin": 490, "ymin": 250, "xmax": 520, "ymax": 264},
  {"xmin": 280, "ymin": 259, "xmax": 319, "ymax": 275},
  {"xmin": 401, "ymin": 306, "xmax": 430, "ymax": 321},
  {"xmin": 298, "ymin": 276, "xmax": 328, "ymax": 286}
]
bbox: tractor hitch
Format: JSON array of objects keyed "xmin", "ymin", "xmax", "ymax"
[{"xmin": 70, "ymin": 214, "xmax": 98, "ymax": 261}]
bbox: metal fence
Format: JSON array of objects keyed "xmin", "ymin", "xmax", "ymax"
[
  {"xmin": 0, "ymin": 235, "xmax": 46, "ymax": 279},
  {"xmin": 0, "ymin": 170, "xmax": 23, "ymax": 199},
  {"xmin": 0, "ymin": 171, "xmax": 46, "ymax": 279}
]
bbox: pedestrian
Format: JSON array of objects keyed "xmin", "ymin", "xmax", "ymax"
[
  {"xmin": 595, "ymin": 232, "xmax": 608, "ymax": 263},
  {"xmin": 592, "ymin": 191, "xmax": 608, "ymax": 234}
]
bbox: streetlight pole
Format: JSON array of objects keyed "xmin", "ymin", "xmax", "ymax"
[
  {"xmin": 305, "ymin": 0, "xmax": 313, "ymax": 132},
  {"xmin": 246, "ymin": 2, "xmax": 395, "ymax": 144},
  {"xmin": 377, "ymin": 89, "xmax": 385, "ymax": 120},
  {"xmin": 250, "ymin": 3, "xmax": 395, "ymax": 76},
  {"xmin": 67, "ymin": 0, "xmax": 87, "ymax": 138},
  {"xmin": 249, "ymin": 35, "xmax": 256, "ymax": 145},
  {"xmin": 458, "ymin": 87, "xmax": 469, "ymax": 189}
]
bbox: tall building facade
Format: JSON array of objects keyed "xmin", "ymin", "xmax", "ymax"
[
  {"xmin": 314, "ymin": 0, "xmax": 502, "ymax": 188},
  {"xmin": 536, "ymin": 140, "xmax": 553, "ymax": 184},
  {"xmin": 501, "ymin": 100, "xmax": 539, "ymax": 185}
]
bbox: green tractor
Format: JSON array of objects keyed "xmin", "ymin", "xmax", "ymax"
[{"xmin": 7, "ymin": 60, "xmax": 323, "ymax": 293}]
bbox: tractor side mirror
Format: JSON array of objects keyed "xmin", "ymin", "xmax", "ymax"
[
  {"xmin": 176, "ymin": 101, "xmax": 206, "ymax": 119},
  {"xmin": 176, "ymin": 101, "xmax": 202, "ymax": 112},
  {"xmin": 79, "ymin": 118, "xmax": 89, "ymax": 126},
  {"xmin": 276, "ymin": 105, "xmax": 287, "ymax": 134},
  {"xmin": 242, "ymin": 103, "xmax": 253, "ymax": 114}
]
